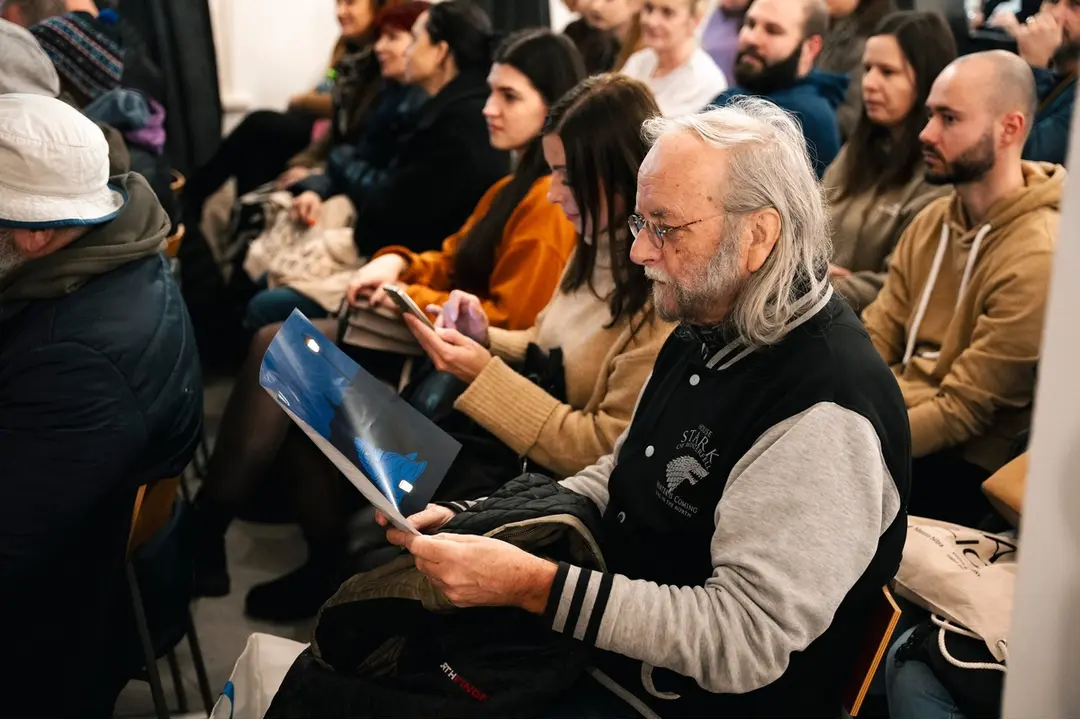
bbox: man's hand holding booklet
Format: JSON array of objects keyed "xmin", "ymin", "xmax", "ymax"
[{"xmin": 259, "ymin": 311, "xmax": 461, "ymax": 534}]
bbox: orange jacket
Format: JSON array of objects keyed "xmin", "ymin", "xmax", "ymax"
[{"xmin": 372, "ymin": 175, "xmax": 576, "ymax": 330}]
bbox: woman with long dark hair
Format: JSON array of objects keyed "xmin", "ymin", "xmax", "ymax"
[
  {"xmin": 816, "ymin": 0, "xmax": 897, "ymax": 138},
  {"xmin": 404, "ymin": 74, "xmax": 673, "ymax": 489},
  {"xmin": 825, "ymin": 11, "xmax": 957, "ymax": 313}
]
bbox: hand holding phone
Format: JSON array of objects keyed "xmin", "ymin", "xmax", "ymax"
[{"xmin": 383, "ymin": 285, "xmax": 435, "ymax": 329}]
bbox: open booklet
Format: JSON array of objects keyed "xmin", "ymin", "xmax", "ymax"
[{"xmin": 259, "ymin": 310, "xmax": 461, "ymax": 534}]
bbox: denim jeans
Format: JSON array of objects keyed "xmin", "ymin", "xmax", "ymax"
[
  {"xmin": 885, "ymin": 627, "xmax": 967, "ymax": 718},
  {"xmin": 245, "ymin": 285, "xmax": 328, "ymax": 330}
]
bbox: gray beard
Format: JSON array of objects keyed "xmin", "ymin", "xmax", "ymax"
[
  {"xmin": 648, "ymin": 234, "xmax": 743, "ymax": 325},
  {"xmin": 0, "ymin": 230, "xmax": 26, "ymax": 280}
]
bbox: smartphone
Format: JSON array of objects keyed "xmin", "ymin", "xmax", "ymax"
[{"xmin": 383, "ymin": 284, "xmax": 436, "ymax": 330}]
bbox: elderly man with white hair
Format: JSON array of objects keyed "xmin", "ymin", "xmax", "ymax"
[{"xmin": 381, "ymin": 97, "xmax": 911, "ymax": 717}]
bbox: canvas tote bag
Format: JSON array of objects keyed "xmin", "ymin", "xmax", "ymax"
[{"xmin": 894, "ymin": 516, "xmax": 1017, "ymax": 662}]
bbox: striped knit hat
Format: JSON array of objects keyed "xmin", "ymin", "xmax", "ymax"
[{"xmin": 30, "ymin": 11, "xmax": 124, "ymax": 107}]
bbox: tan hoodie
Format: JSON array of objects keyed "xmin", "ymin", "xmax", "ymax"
[{"xmin": 863, "ymin": 161, "xmax": 1064, "ymax": 473}]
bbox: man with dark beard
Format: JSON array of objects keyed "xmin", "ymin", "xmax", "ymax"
[
  {"xmin": 997, "ymin": 0, "xmax": 1079, "ymax": 164},
  {"xmin": 863, "ymin": 50, "xmax": 1064, "ymax": 526},
  {"xmin": 710, "ymin": 0, "xmax": 847, "ymax": 177}
]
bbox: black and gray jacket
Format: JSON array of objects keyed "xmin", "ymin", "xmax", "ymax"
[
  {"xmin": 267, "ymin": 474, "xmax": 605, "ymax": 718},
  {"xmin": 536, "ymin": 284, "xmax": 911, "ymax": 717}
]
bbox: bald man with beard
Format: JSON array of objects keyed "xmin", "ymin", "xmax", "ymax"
[{"xmin": 862, "ymin": 50, "xmax": 1064, "ymax": 526}]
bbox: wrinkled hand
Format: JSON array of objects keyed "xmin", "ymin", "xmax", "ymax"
[
  {"xmin": 828, "ymin": 264, "xmax": 852, "ymax": 279},
  {"xmin": 431, "ymin": 290, "xmax": 491, "ymax": 346},
  {"xmin": 276, "ymin": 166, "xmax": 312, "ymax": 191},
  {"xmin": 404, "ymin": 315, "xmax": 492, "ymax": 383},
  {"xmin": 376, "ymin": 504, "xmax": 456, "ymax": 534},
  {"xmin": 998, "ymin": 11, "xmax": 1063, "ymax": 67},
  {"xmin": 384, "ymin": 531, "xmax": 558, "ymax": 613},
  {"xmin": 345, "ymin": 255, "xmax": 408, "ymax": 306},
  {"xmin": 291, "ymin": 191, "xmax": 323, "ymax": 227}
]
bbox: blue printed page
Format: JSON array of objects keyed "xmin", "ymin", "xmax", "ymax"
[{"xmin": 259, "ymin": 311, "xmax": 461, "ymax": 533}]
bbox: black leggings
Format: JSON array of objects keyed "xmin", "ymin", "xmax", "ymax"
[
  {"xmin": 185, "ymin": 109, "xmax": 316, "ymax": 214},
  {"xmin": 196, "ymin": 321, "xmax": 351, "ymax": 552}
]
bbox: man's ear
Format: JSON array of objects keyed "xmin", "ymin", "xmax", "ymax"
[
  {"xmin": 800, "ymin": 35, "xmax": 824, "ymax": 72},
  {"xmin": 999, "ymin": 110, "xmax": 1027, "ymax": 150},
  {"xmin": 14, "ymin": 228, "xmax": 55, "ymax": 258},
  {"xmin": 745, "ymin": 208, "xmax": 781, "ymax": 273}
]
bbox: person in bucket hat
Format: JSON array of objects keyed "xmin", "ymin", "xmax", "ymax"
[
  {"xmin": 0, "ymin": 93, "xmax": 202, "ymax": 716},
  {"xmin": 0, "ymin": 93, "xmax": 124, "ymax": 237}
]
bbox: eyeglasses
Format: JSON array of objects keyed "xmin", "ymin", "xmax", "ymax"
[{"xmin": 628, "ymin": 213, "xmax": 712, "ymax": 249}]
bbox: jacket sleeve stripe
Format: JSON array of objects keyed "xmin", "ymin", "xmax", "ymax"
[
  {"xmin": 582, "ymin": 572, "xmax": 613, "ymax": 647},
  {"xmin": 544, "ymin": 562, "xmax": 574, "ymax": 632},
  {"xmin": 562, "ymin": 567, "xmax": 593, "ymax": 638},
  {"xmin": 571, "ymin": 569, "xmax": 604, "ymax": 640}
]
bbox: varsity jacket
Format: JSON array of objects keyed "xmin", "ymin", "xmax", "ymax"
[{"xmin": 538, "ymin": 284, "xmax": 911, "ymax": 717}]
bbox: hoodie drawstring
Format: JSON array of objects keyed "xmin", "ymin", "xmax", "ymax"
[{"xmin": 902, "ymin": 222, "xmax": 992, "ymax": 369}]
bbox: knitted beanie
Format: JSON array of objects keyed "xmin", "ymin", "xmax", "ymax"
[{"xmin": 30, "ymin": 11, "xmax": 124, "ymax": 107}]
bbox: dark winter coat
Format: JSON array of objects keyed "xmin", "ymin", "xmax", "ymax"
[{"xmin": 0, "ymin": 172, "xmax": 202, "ymax": 714}]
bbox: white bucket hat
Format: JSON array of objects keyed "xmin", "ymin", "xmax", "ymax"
[{"xmin": 0, "ymin": 93, "xmax": 125, "ymax": 229}]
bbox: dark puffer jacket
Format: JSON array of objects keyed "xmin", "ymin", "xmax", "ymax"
[
  {"xmin": 0, "ymin": 172, "xmax": 203, "ymax": 714},
  {"xmin": 266, "ymin": 474, "xmax": 604, "ymax": 718}
]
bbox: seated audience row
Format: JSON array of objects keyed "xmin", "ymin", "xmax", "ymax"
[{"xmin": 191, "ymin": 17, "xmax": 595, "ymax": 619}]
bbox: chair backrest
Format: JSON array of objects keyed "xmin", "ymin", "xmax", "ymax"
[
  {"xmin": 842, "ymin": 586, "xmax": 902, "ymax": 717},
  {"xmin": 127, "ymin": 478, "xmax": 181, "ymax": 559}
]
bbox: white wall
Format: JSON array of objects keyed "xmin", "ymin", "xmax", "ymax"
[
  {"xmin": 210, "ymin": 0, "xmax": 341, "ymax": 129},
  {"xmin": 1002, "ymin": 109, "xmax": 1080, "ymax": 717},
  {"xmin": 550, "ymin": 0, "xmax": 575, "ymax": 30}
]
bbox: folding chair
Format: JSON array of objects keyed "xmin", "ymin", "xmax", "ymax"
[
  {"xmin": 127, "ymin": 480, "xmax": 215, "ymax": 718},
  {"xmin": 842, "ymin": 585, "xmax": 902, "ymax": 718}
]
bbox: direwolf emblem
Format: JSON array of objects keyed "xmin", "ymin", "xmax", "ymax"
[
  {"xmin": 665, "ymin": 455, "xmax": 708, "ymax": 492},
  {"xmin": 354, "ymin": 438, "xmax": 428, "ymax": 503}
]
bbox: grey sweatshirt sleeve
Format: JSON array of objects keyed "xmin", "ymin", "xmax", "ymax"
[{"xmin": 541, "ymin": 402, "xmax": 901, "ymax": 694}]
